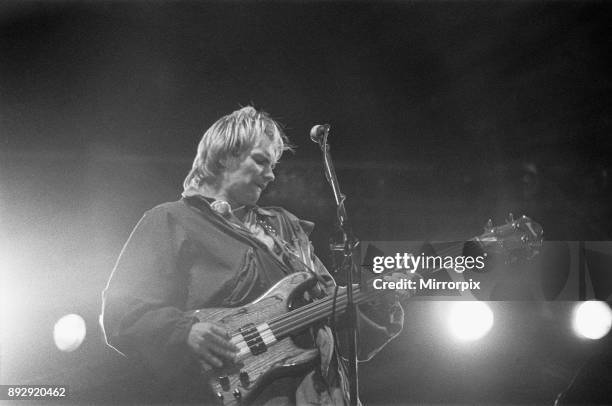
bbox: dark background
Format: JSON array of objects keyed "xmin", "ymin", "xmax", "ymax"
[{"xmin": 1, "ymin": 1, "xmax": 611, "ymax": 404}]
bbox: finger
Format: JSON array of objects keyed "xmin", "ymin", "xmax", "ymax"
[
  {"xmin": 209, "ymin": 324, "xmax": 231, "ymax": 339},
  {"xmin": 207, "ymin": 354, "xmax": 223, "ymax": 368},
  {"xmin": 200, "ymin": 350, "xmax": 223, "ymax": 368},
  {"xmin": 206, "ymin": 331, "xmax": 239, "ymax": 353},
  {"xmin": 199, "ymin": 359, "xmax": 214, "ymax": 372},
  {"xmin": 194, "ymin": 335, "xmax": 237, "ymax": 361},
  {"xmin": 208, "ymin": 343, "xmax": 239, "ymax": 362},
  {"xmin": 190, "ymin": 339, "xmax": 209, "ymax": 356},
  {"xmin": 188, "ymin": 334, "xmax": 207, "ymax": 353}
]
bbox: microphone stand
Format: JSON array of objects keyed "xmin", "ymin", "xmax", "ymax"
[{"xmin": 311, "ymin": 124, "xmax": 360, "ymax": 406}]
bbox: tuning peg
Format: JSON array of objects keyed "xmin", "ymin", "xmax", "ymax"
[{"xmin": 484, "ymin": 218, "xmax": 493, "ymax": 231}]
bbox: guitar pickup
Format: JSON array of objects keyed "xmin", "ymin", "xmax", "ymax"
[
  {"xmin": 239, "ymin": 324, "xmax": 267, "ymax": 355},
  {"xmin": 239, "ymin": 370, "xmax": 250, "ymax": 387}
]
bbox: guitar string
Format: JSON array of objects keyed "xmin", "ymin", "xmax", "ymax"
[
  {"xmin": 240, "ymin": 223, "xmax": 543, "ymax": 355},
  {"xmin": 237, "ymin": 242, "xmax": 467, "ymax": 346},
  {"xmin": 238, "ymin": 274, "xmax": 406, "ymax": 345},
  {"xmin": 275, "ymin": 218, "xmax": 533, "ymax": 339},
  {"xmin": 272, "ymin": 288, "xmax": 369, "ymax": 337},
  {"xmin": 242, "ymin": 220, "xmax": 472, "ymax": 339},
  {"xmin": 238, "ymin": 287, "xmax": 367, "ymax": 346},
  {"xmin": 237, "ymin": 242, "xmax": 468, "ymax": 346},
  {"xmin": 237, "ymin": 287, "xmax": 366, "ymax": 344},
  {"xmin": 266, "ymin": 242, "xmax": 464, "ymax": 330}
]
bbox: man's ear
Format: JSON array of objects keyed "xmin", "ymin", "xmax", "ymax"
[
  {"xmin": 221, "ymin": 152, "xmax": 247, "ymax": 171},
  {"xmin": 217, "ymin": 156, "xmax": 235, "ymax": 171}
]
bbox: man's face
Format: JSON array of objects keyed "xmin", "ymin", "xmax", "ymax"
[{"xmin": 218, "ymin": 138, "xmax": 277, "ymax": 208}]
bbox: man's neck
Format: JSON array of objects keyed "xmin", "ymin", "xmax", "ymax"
[{"xmin": 184, "ymin": 184, "xmax": 236, "ymax": 207}]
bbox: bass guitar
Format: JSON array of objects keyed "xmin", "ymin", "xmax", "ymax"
[{"xmin": 190, "ymin": 214, "xmax": 543, "ymax": 405}]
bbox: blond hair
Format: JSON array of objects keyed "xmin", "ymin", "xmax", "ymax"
[{"xmin": 183, "ymin": 106, "xmax": 292, "ymax": 191}]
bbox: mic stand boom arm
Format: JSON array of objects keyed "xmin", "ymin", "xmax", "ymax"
[{"xmin": 310, "ymin": 124, "xmax": 360, "ymax": 406}]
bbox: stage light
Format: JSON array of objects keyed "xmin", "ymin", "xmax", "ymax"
[
  {"xmin": 53, "ymin": 314, "xmax": 86, "ymax": 352},
  {"xmin": 572, "ymin": 301, "xmax": 612, "ymax": 340},
  {"xmin": 447, "ymin": 301, "xmax": 494, "ymax": 341}
]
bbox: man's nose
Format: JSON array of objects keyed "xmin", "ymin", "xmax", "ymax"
[{"xmin": 262, "ymin": 166, "xmax": 275, "ymax": 183}]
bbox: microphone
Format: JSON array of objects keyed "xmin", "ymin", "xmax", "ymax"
[{"xmin": 310, "ymin": 124, "xmax": 330, "ymax": 144}]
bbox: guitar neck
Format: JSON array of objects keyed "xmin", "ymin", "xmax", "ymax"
[
  {"xmin": 267, "ymin": 239, "xmax": 471, "ymax": 338},
  {"xmin": 267, "ymin": 285, "xmax": 375, "ymax": 339}
]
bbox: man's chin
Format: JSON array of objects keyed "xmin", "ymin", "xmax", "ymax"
[{"xmin": 245, "ymin": 193, "xmax": 261, "ymax": 206}]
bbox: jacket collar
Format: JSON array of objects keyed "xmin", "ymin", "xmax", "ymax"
[{"xmin": 182, "ymin": 194, "xmax": 276, "ymax": 218}]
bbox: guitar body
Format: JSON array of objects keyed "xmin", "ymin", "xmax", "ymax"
[{"xmin": 190, "ymin": 271, "xmax": 321, "ymax": 405}]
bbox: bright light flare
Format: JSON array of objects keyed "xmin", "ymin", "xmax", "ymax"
[
  {"xmin": 447, "ymin": 301, "xmax": 494, "ymax": 341},
  {"xmin": 572, "ymin": 301, "xmax": 612, "ymax": 340},
  {"xmin": 53, "ymin": 314, "xmax": 86, "ymax": 352}
]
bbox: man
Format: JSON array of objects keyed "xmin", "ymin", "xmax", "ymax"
[{"xmin": 101, "ymin": 106, "xmax": 404, "ymax": 405}]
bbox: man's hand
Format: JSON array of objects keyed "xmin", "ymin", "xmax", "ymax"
[{"xmin": 187, "ymin": 322, "xmax": 239, "ymax": 369}]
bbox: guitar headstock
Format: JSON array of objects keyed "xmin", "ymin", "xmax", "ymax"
[{"xmin": 474, "ymin": 213, "xmax": 543, "ymax": 262}]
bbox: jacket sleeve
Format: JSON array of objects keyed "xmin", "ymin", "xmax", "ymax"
[{"xmin": 100, "ymin": 207, "xmax": 198, "ymax": 382}]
